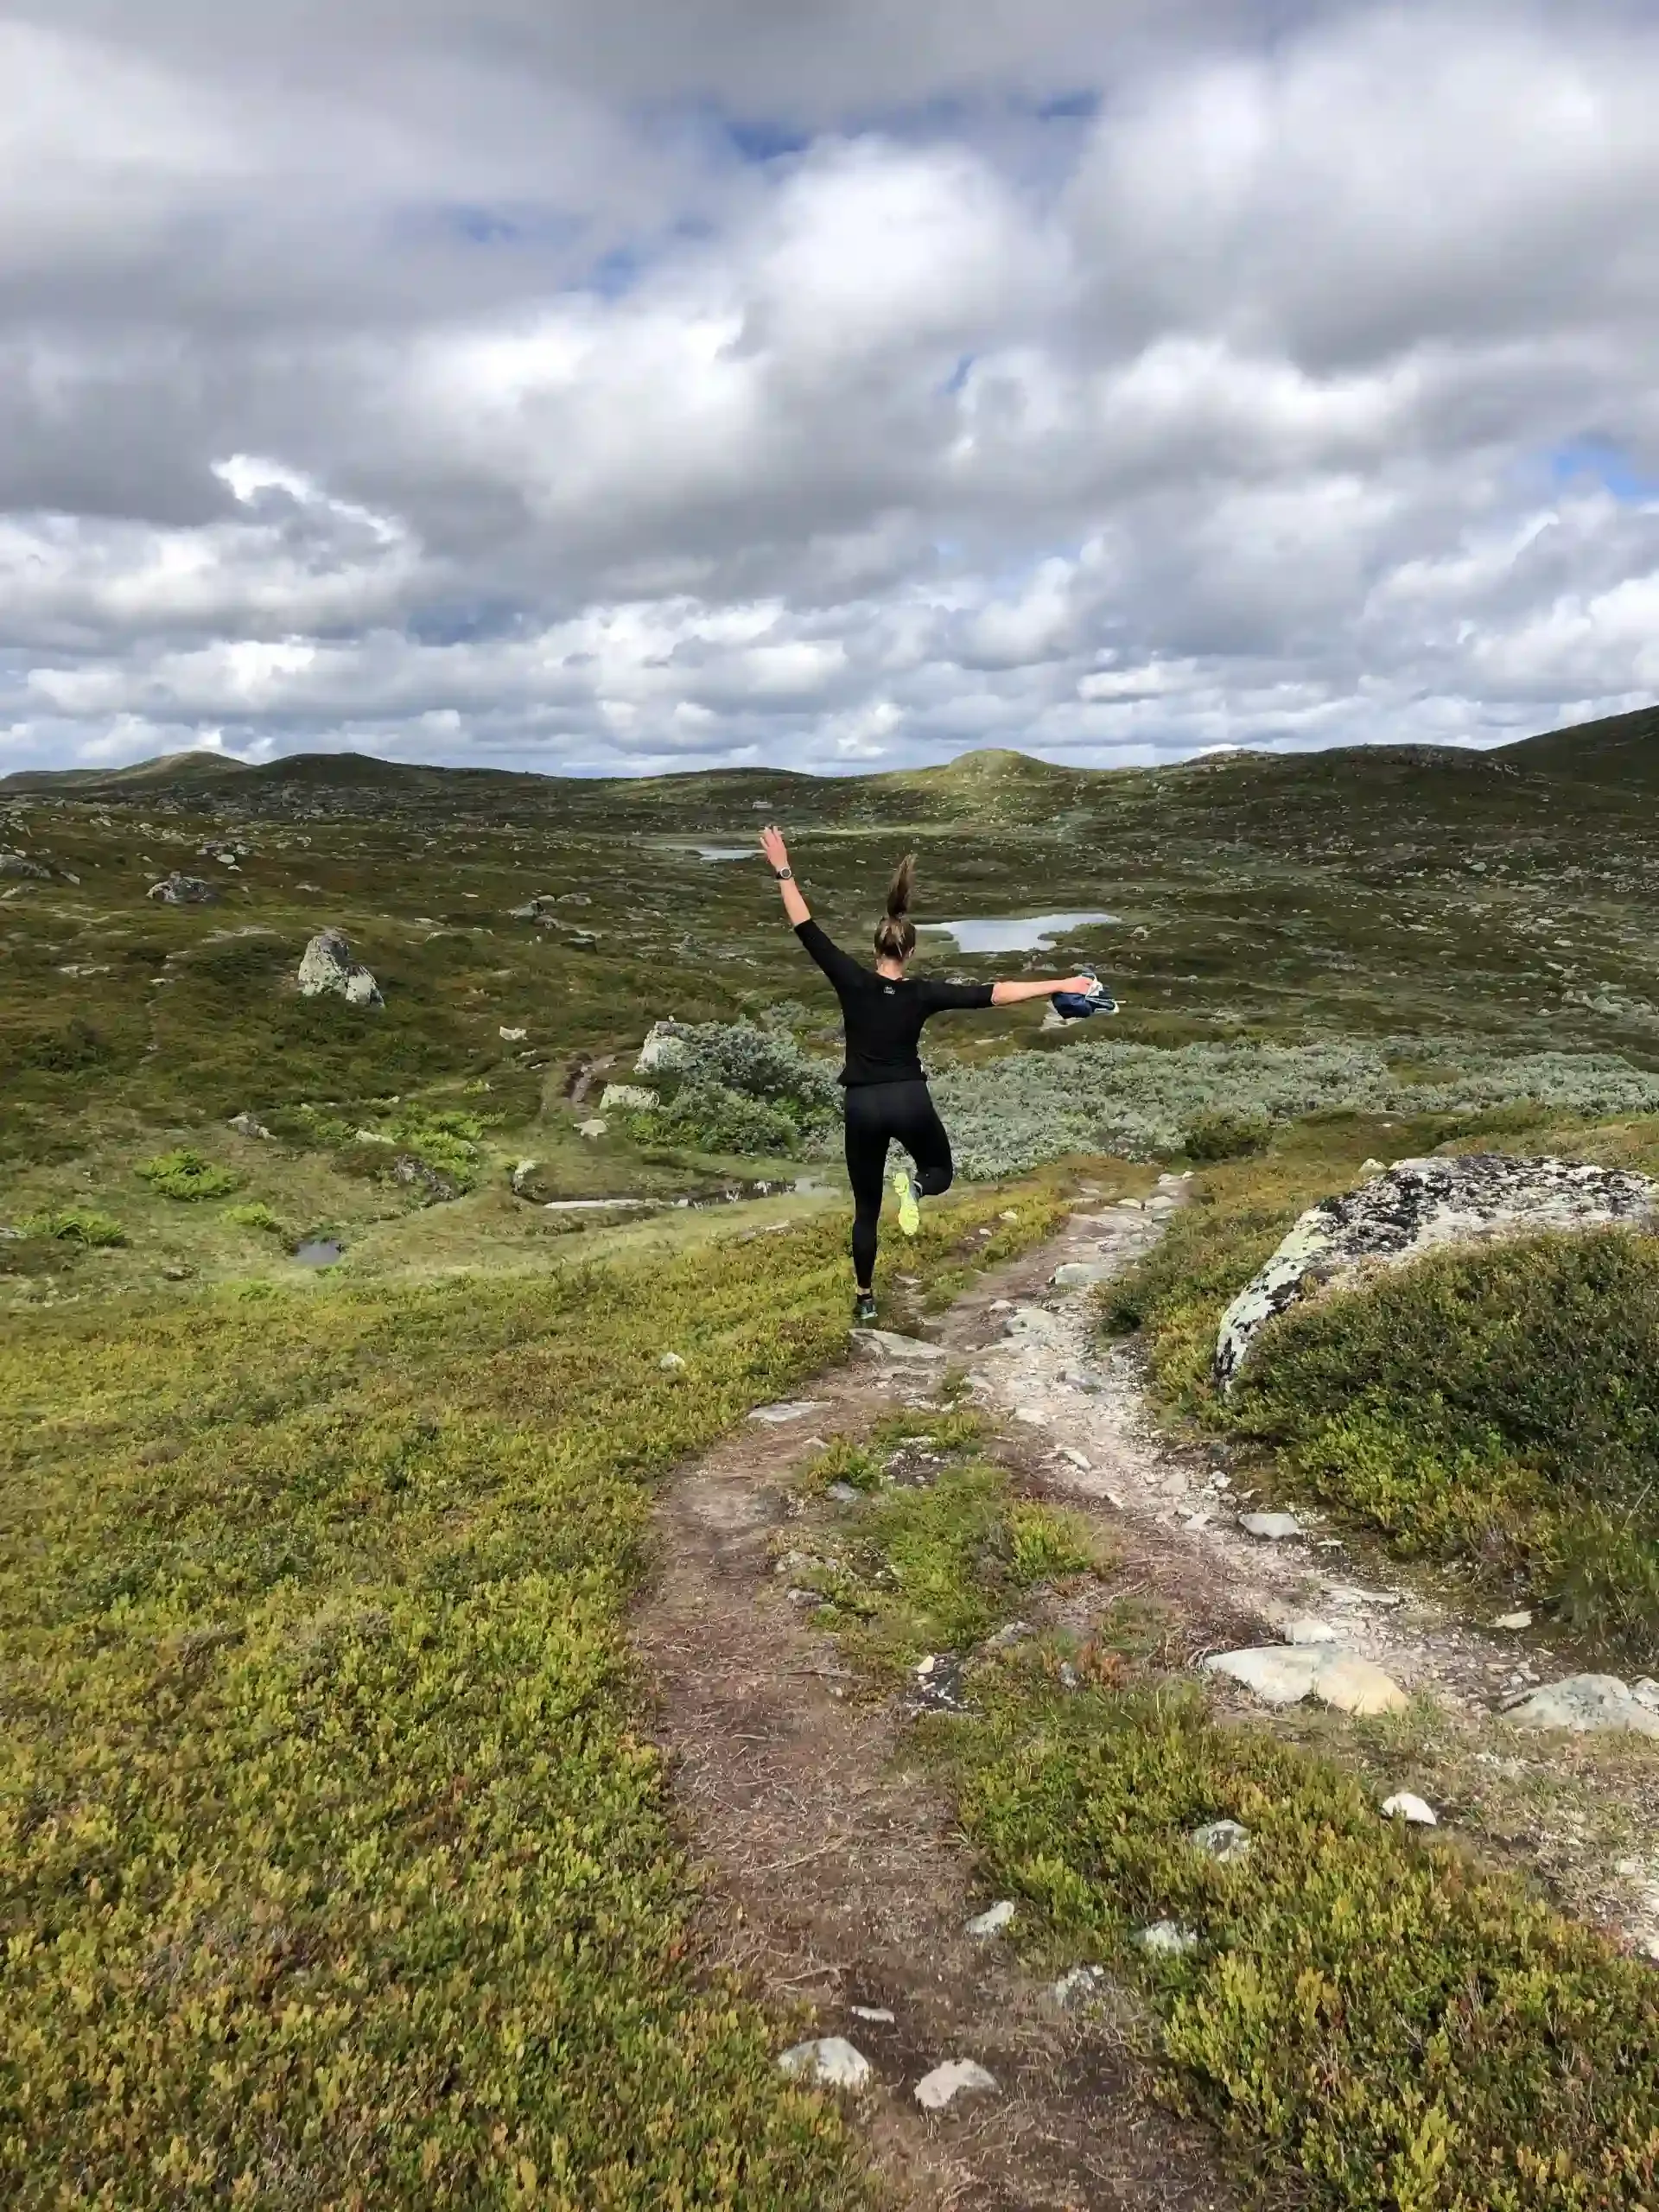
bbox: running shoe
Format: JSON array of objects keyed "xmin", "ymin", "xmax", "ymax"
[
  {"xmin": 893, "ymin": 1168, "xmax": 921, "ymax": 1236},
  {"xmin": 1052, "ymin": 967, "xmax": 1119, "ymax": 1021},
  {"xmin": 854, "ymin": 1289, "xmax": 879, "ymax": 1325}
]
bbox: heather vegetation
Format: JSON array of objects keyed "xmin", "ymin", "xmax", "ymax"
[
  {"xmin": 0, "ymin": 1181, "xmax": 1067, "ymax": 2204},
  {"xmin": 793, "ymin": 1386, "xmax": 1659, "ymax": 2210}
]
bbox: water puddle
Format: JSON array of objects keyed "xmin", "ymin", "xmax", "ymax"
[
  {"xmin": 918, "ymin": 911, "xmax": 1119, "ymax": 954},
  {"xmin": 293, "ymin": 1238, "xmax": 344, "ymax": 1268}
]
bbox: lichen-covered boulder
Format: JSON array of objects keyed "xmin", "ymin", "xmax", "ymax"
[
  {"xmin": 1215, "ymin": 1154, "xmax": 1656, "ymax": 1389},
  {"xmin": 636, "ymin": 1020, "xmax": 690, "ymax": 1074},
  {"xmin": 147, "ymin": 873, "xmax": 215, "ymax": 905},
  {"xmin": 296, "ymin": 927, "xmax": 383, "ymax": 1007}
]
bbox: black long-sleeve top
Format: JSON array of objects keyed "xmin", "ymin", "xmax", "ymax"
[{"xmin": 794, "ymin": 918, "xmax": 995, "ymax": 1086}]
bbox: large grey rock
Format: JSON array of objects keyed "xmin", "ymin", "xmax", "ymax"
[
  {"xmin": 0, "ymin": 849, "xmax": 51, "ymax": 879},
  {"xmin": 914, "ymin": 2059, "xmax": 998, "ymax": 2110},
  {"xmin": 636, "ymin": 1020, "xmax": 690, "ymax": 1073},
  {"xmin": 778, "ymin": 2037, "xmax": 872, "ymax": 2092},
  {"xmin": 1215, "ymin": 1154, "xmax": 1656, "ymax": 1387},
  {"xmin": 1239, "ymin": 1511, "xmax": 1304, "ymax": 1541},
  {"xmin": 599, "ymin": 1083, "xmax": 657, "ymax": 1112},
  {"xmin": 1503, "ymin": 1674, "xmax": 1659, "ymax": 1738},
  {"xmin": 296, "ymin": 928, "xmax": 382, "ymax": 1007},
  {"xmin": 1051, "ymin": 1260, "xmax": 1115, "ymax": 1289}
]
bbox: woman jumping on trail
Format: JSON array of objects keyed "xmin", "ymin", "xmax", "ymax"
[{"xmin": 761, "ymin": 825, "xmax": 1101, "ymax": 1324}]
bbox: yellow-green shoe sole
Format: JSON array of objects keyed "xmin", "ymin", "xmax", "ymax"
[{"xmin": 893, "ymin": 1168, "xmax": 920, "ymax": 1236}]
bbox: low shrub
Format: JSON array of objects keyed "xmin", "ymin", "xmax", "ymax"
[
  {"xmin": 23, "ymin": 1206, "xmax": 128, "ymax": 1248},
  {"xmin": 930, "ymin": 1037, "xmax": 1659, "ymax": 1178},
  {"xmin": 1229, "ymin": 1227, "xmax": 1659, "ymax": 1659},
  {"xmin": 1181, "ymin": 1110, "xmax": 1269, "ymax": 1161},
  {"xmin": 134, "ymin": 1148, "xmax": 243, "ymax": 1201},
  {"xmin": 639, "ymin": 1022, "xmax": 840, "ymax": 1155},
  {"xmin": 221, "ymin": 1202, "xmax": 284, "ymax": 1236}
]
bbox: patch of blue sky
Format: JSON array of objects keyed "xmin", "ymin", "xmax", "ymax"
[
  {"xmin": 407, "ymin": 600, "xmax": 526, "ymax": 649},
  {"xmin": 1548, "ymin": 438, "xmax": 1659, "ymax": 500},
  {"xmin": 723, "ymin": 115, "xmax": 812, "ymax": 163},
  {"xmin": 411, "ymin": 203, "xmax": 588, "ymax": 255}
]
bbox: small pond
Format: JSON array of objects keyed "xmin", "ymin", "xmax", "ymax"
[
  {"xmin": 918, "ymin": 911, "xmax": 1120, "ymax": 955},
  {"xmin": 293, "ymin": 1238, "xmax": 345, "ymax": 1268}
]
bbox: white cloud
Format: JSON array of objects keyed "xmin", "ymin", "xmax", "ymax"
[{"xmin": 2, "ymin": 1, "xmax": 1657, "ymax": 780}]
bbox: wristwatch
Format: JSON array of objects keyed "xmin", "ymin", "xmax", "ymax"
[{"xmin": 774, "ymin": 867, "xmax": 793, "ymax": 880}]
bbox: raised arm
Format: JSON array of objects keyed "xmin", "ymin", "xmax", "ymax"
[
  {"xmin": 990, "ymin": 975, "xmax": 1096, "ymax": 1006},
  {"xmin": 760, "ymin": 824, "xmax": 810, "ymax": 928}
]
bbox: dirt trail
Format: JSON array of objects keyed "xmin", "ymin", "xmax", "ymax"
[{"xmin": 633, "ymin": 1184, "xmax": 1659, "ymax": 2208}]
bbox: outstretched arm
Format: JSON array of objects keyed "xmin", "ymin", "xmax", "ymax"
[
  {"xmin": 760, "ymin": 824, "xmax": 810, "ymax": 928},
  {"xmin": 991, "ymin": 975, "xmax": 1096, "ymax": 1006}
]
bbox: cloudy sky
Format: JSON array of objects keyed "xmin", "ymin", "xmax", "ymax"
[{"xmin": 3, "ymin": 0, "xmax": 1657, "ymax": 779}]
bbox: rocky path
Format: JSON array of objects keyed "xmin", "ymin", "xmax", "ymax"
[{"xmin": 633, "ymin": 1181, "xmax": 1659, "ymax": 2209}]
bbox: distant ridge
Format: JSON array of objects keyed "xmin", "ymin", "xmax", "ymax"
[
  {"xmin": 3, "ymin": 702, "xmax": 1654, "ymax": 804},
  {"xmin": 1498, "ymin": 703, "xmax": 1659, "ymax": 789}
]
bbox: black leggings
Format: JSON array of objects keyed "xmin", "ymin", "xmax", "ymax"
[{"xmin": 843, "ymin": 1078, "xmax": 954, "ymax": 1290}]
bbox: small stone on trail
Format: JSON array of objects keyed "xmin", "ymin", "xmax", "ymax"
[
  {"xmin": 1000, "ymin": 1209, "xmax": 1020, "ymax": 1223},
  {"xmin": 852, "ymin": 1329, "xmax": 949, "ymax": 1363},
  {"xmin": 989, "ymin": 1299, "xmax": 1014, "ymax": 1313},
  {"xmin": 826, "ymin": 1483, "xmax": 862, "ymax": 1505},
  {"xmin": 1190, "ymin": 1819, "xmax": 1251, "ymax": 1863},
  {"xmin": 228, "ymin": 1112, "xmax": 271, "ymax": 1141},
  {"xmin": 577, "ymin": 1117, "xmax": 608, "ymax": 1139},
  {"xmin": 1314, "ymin": 1653, "xmax": 1410, "ymax": 1716},
  {"xmin": 499, "ymin": 1026, "xmax": 528, "ymax": 1042},
  {"xmin": 915, "ymin": 2059, "xmax": 998, "ymax": 2111},
  {"xmin": 1183, "ymin": 1511, "xmax": 1212, "ymax": 1532},
  {"xmin": 1281, "ymin": 1615, "xmax": 1339, "ymax": 1646},
  {"xmin": 1014, "ymin": 1405, "xmax": 1049, "ymax": 1426},
  {"xmin": 749, "ymin": 1400, "xmax": 832, "ymax": 1424},
  {"xmin": 1206, "ymin": 1646, "xmax": 1408, "ymax": 1715},
  {"xmin": 1493, "ymin": 1611, "xmax": 1534, "ymax": 1630},
  {"xmin": 964, "ymin": 1899, "xmax": 1016, "ymax": 1937},
  {"xmin": 658, "ymin": 1352, "xmax": 686, "ymax": 1371},
  {"xmin": 1240, "ymin": 1511, "xmax": 1304, "ymax": 1541},
  {"xmin": 984, "ymin": 1618, "xmax": 1034, "ymax": 1649},
  {"xmin": 1503, "ymin": 1674, "xmax": 1659, "ymax": 1738},
  {"xmin": 1051, "ymin": 1260, "xmax": 1114, "ymax": 1288},
  {"xmin": 1135, "ymin": 1921, "xmax": 1198, "ymax": 1956},
  {"xmin": 1381, "ymin": 1792, "xmax": 1438, "ymax": 1827},
  {"xmin": 779, "ymin": 2038, "xmax": 873, "ymax": 2092},
  {"xmin": 1324, "ymin": 1582, "xmax": 1403, "ymax": 1608},
  {"xmin": 1052, "ymin": 1964, "xmax": 1108, "ymax": 2008},
  {"xmin": 1058, "ymin": 1446, "xmax": 1091, "ymax": 1471},
  {"xmin": 849, "ymin": 2005, "xmax": 894, "ymax": 2024}
]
